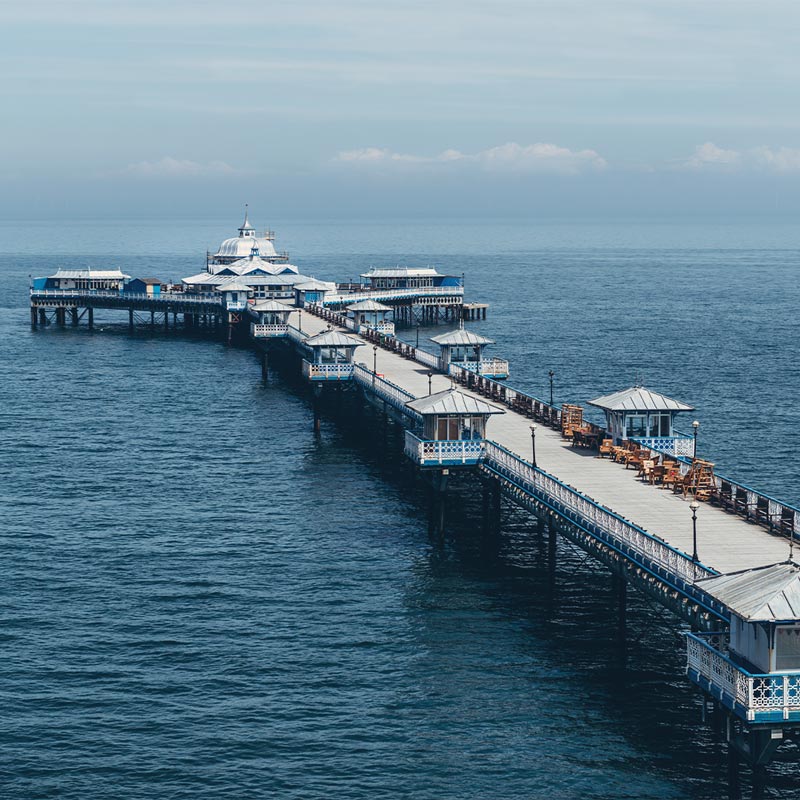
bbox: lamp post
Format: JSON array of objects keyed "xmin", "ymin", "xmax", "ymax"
[
  {"xmin": 690, "ymin": 501, "xmax": 700, "ymax": 571},
  {"xmin": 530, "ymin": 424, "xmax": 537, "ymax": 468},
  {"xmin": 427, "ymin": 371, "xmax": 433, "ymax": 396},
  {"xmin": 692, "ymin": 420, "xmax": 700, "ymax": 461},
  {"xmin": 372, "ymin": 345, "xmax": 378, "ymax": 385},
  {"xmin": 549, "ymin": 371, "xmax": 554, "ymax": 407},
  {"xmin": 416, "ymin": 323, "xmax": 420, "ymax": 348}
]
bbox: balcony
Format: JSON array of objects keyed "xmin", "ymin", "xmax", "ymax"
[
  {"xmin": 250, "ymin": 322, "xmax": 288, "ymax": 338},
  {"xmin": 404, "ymin": 430, "xmax": 485, "ymax": 467},
  {"xmin": 301, "ymin": 360, "xmax": 354, "ymax": 381},
  {"xmin": 686, "ymin": 632, "xmax": 800, "ymax": 722}
]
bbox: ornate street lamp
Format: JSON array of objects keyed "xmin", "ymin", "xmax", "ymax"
[
  {"xmin": 549, "ymin": 370, "xmax": 554, "ymax": 407},
  {"xmin": 530, "ymin": 423, "xmax": 537, "ymax": 468},
  {"xmin": 692, "ymin": 420, "xmax": 700, "ymax": 461},
  {"xmin": 690, "ymin": 500, "xmax": 700, "ymax": 569},
  {"xmin": 427, "ymin": 371, "xmax": 434, "ymax": 396},
  {"xmin": 372, "ymin": 344, "xmax": 378, "ymax": 385}
]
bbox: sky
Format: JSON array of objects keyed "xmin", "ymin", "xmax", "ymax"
[{"xmin": 3, "ymin": 0, "xmax": 800, "ymax": 220}]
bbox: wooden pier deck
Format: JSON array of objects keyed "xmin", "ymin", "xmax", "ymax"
[{"xmin": 293, "ymin": 309, "xmax": 788, "ymax": 576}]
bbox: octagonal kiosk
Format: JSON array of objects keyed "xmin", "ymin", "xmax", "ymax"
[
  {"xmin": 587, "ymin": 386, "xmax": 694, "ymax": 454},
  {"xmin": 248, "ymin": 299, "xmax": 293, "ymax": 339},
  {"xmin": 687, "ymin": 561, "xmax": 800, "ymax": 761},
  {"xmin": 301, "ymin": 329, "xmax": 362, "ymax": 381},
  {"xmin": 294, "ymin": 279, "xmax": 335, "ymax": 308},
  {"xmin": 347, "ymin": 299, "xmax": 395, "ymax": 336},
  {"xmin": 403, "ymin": 388, "xmax": 504, "ymax": 467},
  {"xmin": 430, "ymin": 326, "xmax": 509, "ymax": 379}
]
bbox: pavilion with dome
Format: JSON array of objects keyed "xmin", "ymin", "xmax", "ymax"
[{"xmin": 208, "ymin": 207, "xmax": 291, "ymax": 266}]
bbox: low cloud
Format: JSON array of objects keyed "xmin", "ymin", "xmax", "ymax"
[
  {"xmin": 682, "ymin": 142, "xmax": 800, "ymax": 173},
  {"xmin": 751, "ymin": 146, "xmax": 800, "ymax": 173},
  {"xmin": 683, "ymin": 142, "xmax": 740, "ymax": 170},
  {"xmin": 334, "ymin": 142, "xmax": 608, "ymax": 174},
  {"xmin": 122, "ymin": 157, "xmax": 240, "ymax": 178}
]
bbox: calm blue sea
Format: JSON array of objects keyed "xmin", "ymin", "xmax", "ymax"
[{"xmin": 2, "ymin": 219, "xmax": 799, "ymax": 799}]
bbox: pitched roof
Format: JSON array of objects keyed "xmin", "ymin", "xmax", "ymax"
[
  {"xmin": 250, "ymin": 299, "xmax": 293, "ymax": 312},
  {"xmin": 361, "ymin": 267, "xmax": 442, "ymax": 278},
  {"xmin": 430, "ymin": 328, "xmax": 494, "ymax": 347},
  {"xmin": 347, "ymin": 299, "xmax": 392, "ymax": 312},
  {"xmin": 405, "ymin": 388, "xmax": 505, "ymax": 416},
  {"xmin": 49, "ymin": 269, "xmax": 130, "ymax": 279},
  {"xmin": 217, "ymin": 279, "xmax": 253, "ymax": 293},
  {"xmin": 303, "ymin": 330, "xmax": 363, "ymax": 348},
  {"xmin": 696, "ymin": 561, "xmax": 800, "ymax": 622},
  {"xmin": 295, "ymin": 279, "xmax": 334, "ymax": 291},
  {"xmin": 587, "ymin": 386, "xmax": 694, "ymax": 413}
]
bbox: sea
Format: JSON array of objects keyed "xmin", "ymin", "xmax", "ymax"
[{"xmin": 2, "ymin": 219, "xmax": 799, "ymax": 799}]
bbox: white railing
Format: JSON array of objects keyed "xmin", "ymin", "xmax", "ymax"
[
  {"xmin": 632, "ymin": 436, "xmax": 694, "ymax": 458},
  {"xmin": 301, "ymin": 360, "xmax": 354, "ymax": 380},
  {"xmin": 414, "ymin": 348, "xmax": 441, "ymax": 370},
  {"xmin": 687, "ymin": 633, "xmax": 800, "ymax": 721},
  {"xmin": 30, "ymin": 289, "xmax": 219, "ymax": 305},
  {"xmin": 250, "ymin": 323, "xmax": 288, "ymax": 338},
  {"xmin": 325, "ymin": 286, "xmax": 464, "ymax": 305},
  {"xmin": 404, "ymin": 431, "xmax": 486, "ymax": 465},
  {"xmin": 451, "ymin": 358, "xmax": 510, "ymax": 378},
  {"xmin": 352, "ymin": 363, "xmax": 421, "ymax": 421},
  {"xmin": 482, "ymin": 441, "xmax": 716, "ymax": 585},
  {"xmin": 286, "ymin": 325, "xmax": 309, "ymax": 344},
  {"xmin": 358, "ymin": 321, "xmax": 395, "ymax": 335}
]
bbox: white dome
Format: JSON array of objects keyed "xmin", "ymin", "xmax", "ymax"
[{"xmin": 214, "ymin": 235, "xmax": 278, "ymax": 261}]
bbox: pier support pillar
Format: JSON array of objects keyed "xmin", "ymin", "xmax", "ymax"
[
  {"xmin": 30, "ymin": 307, "xmax": 37, "ymax": 328},
  {"xmin": 39, "ymin": 308, "xmax": 47, "ymax": 326},
  {"xmin": 261, "ymin": 350, "xmax": 269, "ymax": 381},
  {"xmin": 313, "ymin": 384, "xmax": 322, "ymax": 433},
  {"xmin": 150, "ymin": 310, "xmax": 155, "ymax": 328},
  {"xmin": 56, "ymin": 307, "xmax": 65, "ymax": 326},
  {"xmin": 87, "ymin": 307, "xmax": 94, "ymax": 330},
  {"xmin": 164, "ymin": 311, "xmax": 169, "ymax": 330},
  {"xmin": 71, "ymin": 307, "xmax": 78, "ymax": 326},
  {"xmin": 129, "ymin": 308, "xmax": 134, "ymax": 331}
]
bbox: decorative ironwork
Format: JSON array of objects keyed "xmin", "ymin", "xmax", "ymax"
[
  {"xmin": 250, "ymin": 323, "xmax": 288, "ymax": 338},
  {"xmin": 482, "ymin": 442, "xmax": 716, "ymax": 585},
  {"xmin": 631, "ymin": 436, "xmax": 694, "ymax": 457},
  {"xmin": 687, "ymin": 632, "xmax": 800, "ymax": 721},
  {"xmin": 301, "ymin": 360, "xmax": 354, "ymax": 380},
  {"xmin": 404, "ymin": 431, "xmax": 485, "ymax": 465}
]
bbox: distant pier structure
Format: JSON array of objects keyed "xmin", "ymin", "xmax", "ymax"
[
  {"xmin": 30, "ymin": 211, "xmax": 488, "ymax": 337},
  {"xmin": 29, "ymin": 210, "xmax": 800, "ymax": 784}
]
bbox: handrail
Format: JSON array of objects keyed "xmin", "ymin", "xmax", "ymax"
[
  {"xmin": 483, "ymin": 441, "xmax": 718, "ymax": 585},
  {"xmin": 353, "ymin": 362, "xmax": 422, "ymax": 422},
  {"xmin": 30, "ymin": 289, "xmax": 219, "ymax": 305}
]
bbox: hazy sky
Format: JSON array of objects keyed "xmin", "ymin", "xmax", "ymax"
[{"xmin": 3, "ymin": 0, "xmax": 800, "ymax": 219}]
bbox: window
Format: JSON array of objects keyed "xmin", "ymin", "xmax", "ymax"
[
  {"xmin": 625, "ymin": 415, "xmax": 647, "ymax": 438},
  {"xmin": 777, "ymin": 627, "xmax": 800, "ymax": 670}
]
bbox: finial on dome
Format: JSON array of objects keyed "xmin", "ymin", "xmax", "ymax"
[{"xmin": 239, "ymin": 204, "xmax": 254, "ymax": 234}]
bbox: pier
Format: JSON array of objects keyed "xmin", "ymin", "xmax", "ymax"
[{"xmin": 28, "ymin": 219, "xmax": 800, "ymax": 780}]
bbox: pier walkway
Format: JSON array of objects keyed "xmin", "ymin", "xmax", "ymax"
[{"xmin": 292, "ymin": 308, "xmax": 789, "ymax": 577}]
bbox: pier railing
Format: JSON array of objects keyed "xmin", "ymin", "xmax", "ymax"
[
  {"xmin": 686, "ymin": 632, "xmax": 800, "ymax": 722},
  {"xmin": 286, "ymin": 325, "xmax": 309, "ymax": 344},
  {"xmin": 632, "ymin": 441, "xmax": 799, "ymax": 537},
  {"xmin": 404, "ymin": 431, "xmax": 485, "ymax": 466},
  {"xmin": 30, "ymin": 289, "xmax": 220, "ymax": 306},
  {"xmin": 631, "ymin": 436, "xmax": 695, "ymax": 458},
  {"xmin": 353, "ymin": 363, "xmax": 422, "ymax": 422},
  {"xmin": 482, "ymin": 442, "xmax": 719, "ymax": 588},
  {"xmin": 301, "ymin": 360, "xmax": 354, "ymax": 381},
  {"xmin": 449, "ymin": 358, "xmax": 510, "ymax": 380},
  {"xmin": 250, "ymin": 323, "xmax": 288, "ymax": 338},
  {"xmin": 449, "ymin": 366, "xmax": 561, "ymax": 427},
  {"xmin": 324, "ymin": 286, "xmax": 464, "ymax": 306}
]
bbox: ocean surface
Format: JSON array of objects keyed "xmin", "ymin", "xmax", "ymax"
[{"xmin": 2, "ymin": 219, "xmax": 799, "ymax": 799}]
